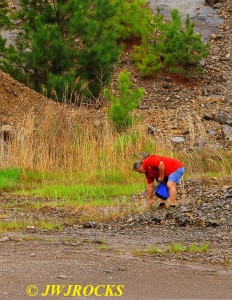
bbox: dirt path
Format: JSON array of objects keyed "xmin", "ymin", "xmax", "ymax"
[{"xmin": 1, "ymin": 226, "xmax": 232, "ymax": 300}]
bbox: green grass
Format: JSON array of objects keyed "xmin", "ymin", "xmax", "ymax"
[
  {"xmin": 167, "ymin": 242, "xmax": 209, "ymax": 253},
  {"xmin": 95, "ymin": 169, "xmax": 126, "ymax": 184},
  {"xmin": 133, "ymin": 242, "xmax": 209, "ymax": 256},
  {"xmin": 0, "ymin": 168, "xmax": 22, "ymax": 189},
  {"xmin": 0, "ymin": 219, "xmax": 63, "ymax": 233},
  {"xmin": 97, "ymin": 244, "xmax": 108, "ymax": 251},
  {"xmin": 167, "ymin": 242, "xmax": 186, "ymax": 253},
  {"xmin": 146, "ymin": 245, "xmax": 164, "ymax": 255},
  {"xmin": 16, "ymin": 183, "xmax": 145, "ymax": 206},
  {"xmin": 187, "ymin": 243, "xmax": 209, "ymax": 253}
]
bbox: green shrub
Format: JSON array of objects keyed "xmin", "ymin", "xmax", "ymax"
[{"xmin": 105, "ymin": 70, "xmax": 144, "ymax": 130}]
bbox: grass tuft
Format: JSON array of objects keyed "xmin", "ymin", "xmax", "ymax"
[{"xmin": 0, "ymin": 168, "xmax": 22, "ymax": 189}]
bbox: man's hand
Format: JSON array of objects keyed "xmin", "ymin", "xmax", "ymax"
[{"xmin": 158, "ymin": 176, "xmax": 164, "ymax": 182}]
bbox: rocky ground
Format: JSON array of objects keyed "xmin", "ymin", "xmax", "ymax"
[{"xmin": 0, "ymin": 177, "xmax": 231, "ymax": 269}]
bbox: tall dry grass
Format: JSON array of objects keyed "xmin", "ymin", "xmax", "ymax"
[
  {"xmin": 0, "ymin": 106, "xmax": 231, "ymax": 180},
  {"xmin": 0, "ymin": 106, "xmax": 151, "ymax": 176}
]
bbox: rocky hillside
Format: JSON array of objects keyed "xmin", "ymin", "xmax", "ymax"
[{"xmin": 114, "ymin": 0, "xmax": 232, "ymax": 149}]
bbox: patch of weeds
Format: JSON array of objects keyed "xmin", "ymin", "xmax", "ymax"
[
  {"xmin": 188, "ymin": 243, "xmax": 209, "ymax": 253},
  {"xmin": 146, "ymin": 245, "xmax": 164, "ymax": 255},
  {"xmin": 0, "ymin": 220, "xmax": 29, "ymax": 232},
  {"xmin": 38, "ymin": 219, "xmax": 63, "ymax": 231},
  {"xmin": 0, "ymin": 219, "xmax": 63, "ymax": 233},
  {"xmin": 167, "ymin": 243, "xmax": 186, "ymax": 253},
  {"xmin": 97, "ymin": 244, "xmax": 108, "ymax": 251},
  {"xmin": 93, "ymin": 239, "xmax": 108, "ymax": 251}
]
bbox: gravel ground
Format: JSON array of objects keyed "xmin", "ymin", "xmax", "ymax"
[{"xmin": 1, "ymin": 177, "xmax": 231, "ymax": 269}]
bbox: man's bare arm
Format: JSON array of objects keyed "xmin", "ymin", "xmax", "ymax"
[{"xmin": 158, "ymin": 161, "xmax": 164, "ymax": 182}]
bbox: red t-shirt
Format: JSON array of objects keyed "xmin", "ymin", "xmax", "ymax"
[{"xmin": 142, "ymin": 155, "xmax": 183, "ymax": 184}]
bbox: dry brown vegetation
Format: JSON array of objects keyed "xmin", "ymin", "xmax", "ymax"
[{"xmin": 0, "ymin": 106, "xmax": 231, "ymax": 180}]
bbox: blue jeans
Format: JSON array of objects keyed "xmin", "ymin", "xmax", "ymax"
[{"xmin": 168, "ymin": 167, "xmax": 185, "ymax": 184}]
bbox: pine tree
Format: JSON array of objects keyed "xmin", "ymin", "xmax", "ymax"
[
  {"xmin": 131, "ymin": 9, "xmax": 208, "ymax": 77},
  {"xmin": 0, "ymin": 0, "xmax": 153, "ymax": 102},
  {"xmin": 161, "ymin": 10, "xmax": 208, "ymax": 72},
  {"xmin": 71, "ymin": 0, "xmax": 123, "ymax": 98},
  {"xmin": 0, "ymin": 0, "xmax": 11, "ymax": 59},
  {"xmin": 105, "ymin": 70, "xmax": 144, "ymax": 130},
  {"xmin": 0, "ymin": 0, "xmax": 10, "ymax": 28}
]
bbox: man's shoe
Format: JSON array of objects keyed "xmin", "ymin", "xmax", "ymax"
[{"xmin": 157, "ymin": 203, "xmax": 167, "ymax": 209}]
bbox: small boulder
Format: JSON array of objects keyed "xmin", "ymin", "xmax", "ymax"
[
  {"xmin": 222, "ymin": 125, "xmax": 232, "ymax": 141},
  {"xmin": 215, "ymin": 112, "xmax": 232, "ymax": 126},
  {"xmin": 170, "ymin": 137, "xmax": 185, "ymax": 143},
  {"xmin": 203, "ymin": 113, "xmax": 214, "ymax": 121}
]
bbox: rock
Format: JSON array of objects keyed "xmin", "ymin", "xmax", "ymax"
[
  {"xmin": 148, "ymin": 125, "xmax": 156, "ymax": 134},
  {"xmin": 57, "ymin": 275, "xmax": 67, "ymax": 279},
  {"xmin": 205, "ymin": 0, "xmax": 219, "ymax": 5},
  {"xmin": 182, "ymin": 130, "xmax": 190, "ymax": 135},
  {"xmin": 199, "ymin": 58, "xmax": 206, "ymax": 66},
  {"xmin": 170, "ymin": 137, "xmax": 185, "ymax": 143},
  {"xmin": 221, "ymin": 125, "xmax": 232, "ymax": 141},
  {"xmin": 164, "ymin": 77, "xmax": 172, "ymax": 83},
  {"xmin": 70, "ymin": 242, "xmax": 80, "ymax": 246},
  {"xmin": 138, "ymin": 105, "xmax": 149, "ymax": 110},
  {"xmin": 210, "ymin": 34, "xmax": 223, "ymax": 41},
  {"xmin": 83, "ymin": 222, "xmax": 97, "ymax": 228},
  {"xmin": 203, "ymin": 113, "xmax": 214, "ymax": 121},
  {"xmin": 205, "ymin": 220, "xmax": 220, "ymax": 227},
  {"xmin": 26, "ymin": 226, "xmax": 36, "ymax": 232},
  {"xmin": 207, "ymin": 130, "xmax": 217, "ymax": 136},
  {"xmin": 215, "ymin": 112, "xmax": 232, "ymax": 126},
  {"xmin": 0, "ymin": 236, "xmax": 9, "ymax": 242}
]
